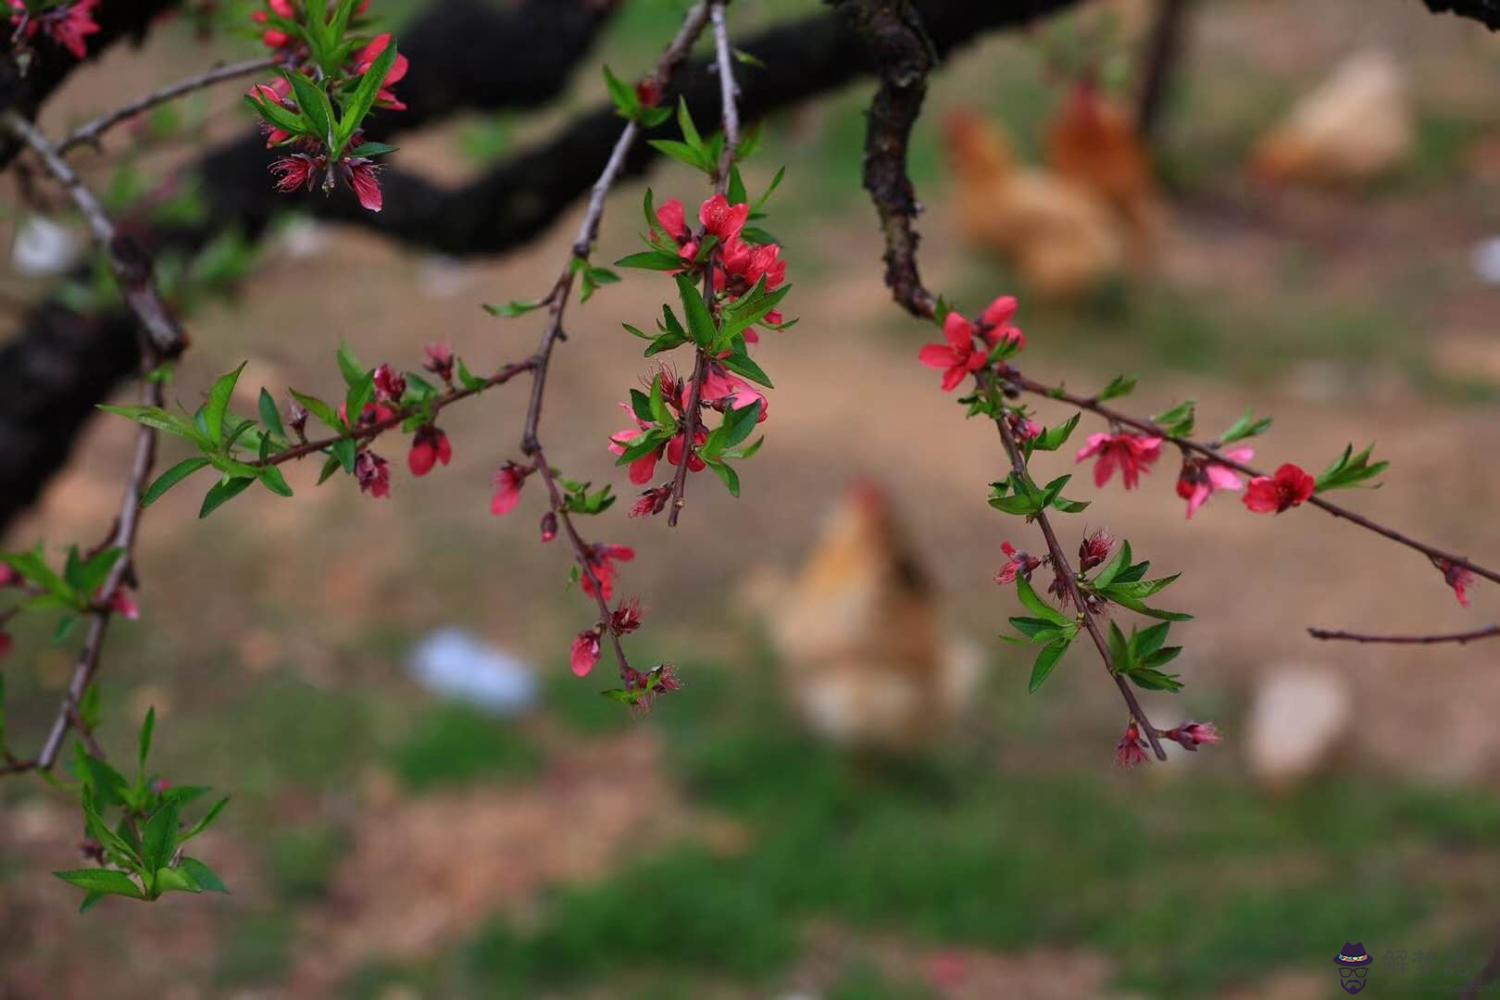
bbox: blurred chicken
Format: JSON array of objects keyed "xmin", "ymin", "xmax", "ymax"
[
  {"xmin": 1044, "ymin": 79, "xmax": 1162, "ymax": 251},
  {"xmin": 752, "ymin": 481, "xmax": 980, "ymax": 751},
  {"xmin": 1252, "ymin": 50, "xmax": 1414, "ymax": 187},
  {"xmin": 944, "ymin": 108, "xmax": 1124, "ymax": 301}
]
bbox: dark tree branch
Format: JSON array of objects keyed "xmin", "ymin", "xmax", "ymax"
[
  {"xmin": 1134, "ymin": 0, "xmax": 1192, "ymax": 140},
  {"xmin": 1422, "ymin": 0, "xmax": 1500, "ymax": 28},
  {"xmin": 830, "ymin": 0, "xmax": 938, "ymax": 319},
  {"xmin": 1307, "ymin": 625, "xmax": 1500, "ymax": 645}
]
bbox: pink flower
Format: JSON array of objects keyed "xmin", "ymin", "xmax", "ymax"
[
  {"xmin": 630, "ymin": 486, "xmax": 672, "ymax": 518},
  {"xmin": 267, "ymin": 0, "xmax": 294, "ymax": 17},
  {"xmin": 354, "ymin": 451, "xmax": 390, "ymax": 498},
  {"xmin": 352, "ymin": 33, "xmax": 409, "ymax": 110},
  {"xmin": 270, "ymin": 154, "xmax": 318, "ymax": 193},
  {"xmin": 262, "ymin": 29, "xmax": 292, "ymax": 49},
  {"xmin": 1008, "ymin": 413, "xmax": 1040, "ymax": 443},
  {"xmin": 1114, "ymin": 723, "xmax": 1150, "ymax": 768},
  {"xmin": 636, "ymin": 77, "xmax": 663, "ymax": 108},
  {"xmin": 699, "ymin": 194, "xmax": 749, "ymax": 243},
  {"xmin": 13, "ymin": 0, "xmax": 101, "ymax": 60},
  {"xmin": 0, "ymin": 565, "xmax": 19, "ymax": 588},
  {"xmin": 1242, "ymin": 463, "xmax": 1315, "ymax": 514},
  {"xmin": 490, "ymin": 462, "xmax": 527, "ymax": 515},
  {"xmin": 539, "ymin": 511, "xmax": 557, "ymax": 542},
  {"xmin": 609, "ymin": 413, "xmax": 663, "ymax": 486},
  {"xmin": 666, "ymin": 429, "xmax": 708, "ymax": 473},
  {"xmin": 407, "ymin": 426, "xmax": 451, "ymax": 477},
  {"xmin": 1176, "ymin": 447, "xmax": 1254, "ymax": 519},
  {"xmin": 720, "ymin": 238, "xmax": 787, "ymax": 299},
  {"xmin": 918, "ymin": 312, "xmax": 988, "ymax": 392},
  {"xmin": 582, "ymin": 544, "xmax": 634, "ymax": 602},
  {"xmin": 571, "ymin": 628, "xmax": 602, "ymax": 678},
  {"xmin": 372, "ymin": 363, "xmax": 406, "ymax": 402},
  {"xmin": 977, "ymin": 294, "xmax": 1025, "ymax": 350},
  {"xmin": 423, "ymin": 343, "xmax": 454, "ymax": 382},
  {"xmin": 1167, "ymin": 721, "xmax": 1222, "ymax": 749},
  {"xmin": 701, "ymin": 369, "xmax": 768, "ymax": 420},
  {"xmin": 611, "ymin": 598, "xmax": 643, "ymax": 635},
  {"xmin": 107, "ymin": 588, "xmax": 139, "ymax": 620},
  {"xmin": 994, "ymin": 541, "xmax": 1041, "ymax": 585},
  {"xmin": 1076, "ymin": 433, "xmax": 1163, "ymax": 490},
  {"xmin": 344, "ymin": 159, "xmax": 383, "ymax": 213},
  {"xmin": 1437, "ymin": 559, "xmax": 1474, "ymax": 608},
  {"xmin": 1078, "ymin": 529, "xmax": 1113, "ymax": 571},
  {"xmin": 657, "ymin": 198, "xmax": 689, "ymax": 242}
]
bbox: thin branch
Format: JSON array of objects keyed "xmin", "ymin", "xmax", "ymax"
[
  {"xmin": 1307, "ymin": 625, "xmax": 1500, "ymax": 645},
  {"xmin": 987, "ymin": 376, "xmax": 1168, "ymax": 760},
  {"xmin": 667, "ymin": 0, "xmax": 740, "ymax": 529},
  {"xmin": 1, "ymin": 113, "xmax": 185, "ymax": 770},
  {"xmin": 834, "ymin": 0, "xmax": 937, "ymax": 319},
  {"xmin": 516, "ymin": 0, "xmax": 713, "ymax": 678},
  {"xmin": 56, "ymin": 57, "xmax": 278, "ymax": 155},
  {"xmin": 255, "ymin": 360, "xmax": 536, "ymax": 468},
  {"xmin": 1006, "ymin": 373, "xmax": 1500, "ymax": 589},
  {"xmin": 2, "ymin": 111, "xmax": 186, "ymax": 360}
]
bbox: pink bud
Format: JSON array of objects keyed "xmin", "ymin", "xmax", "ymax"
[{"xmin": 570, "ymin": 629, "xmax": 601, "ymax": 678}]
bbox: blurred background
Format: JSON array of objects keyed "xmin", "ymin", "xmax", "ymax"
[{"xmin": 4, "ymin": 0, "xmax": 1500, "ymax": 995}]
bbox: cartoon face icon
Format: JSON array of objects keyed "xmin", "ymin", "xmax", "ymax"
[
  {"xmin": 1334, "ymin": 942, "xmax": 1373, "ymax": 994},
  {"xmin": 1338, "ymin": 965, "xmax": 1369, "ymax": 994}
]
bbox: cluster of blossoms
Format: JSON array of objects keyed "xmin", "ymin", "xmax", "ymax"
[
  {"xmin": 245, "ymin": 0, "xmax": 406, "ymax": 212},
  {"xmin": 608, "ymin": 183, "xmax": 790, "ymax": 512},
  {"xmin": 7, "ymin": 0, "xmax": 98, "ymax": 61}
]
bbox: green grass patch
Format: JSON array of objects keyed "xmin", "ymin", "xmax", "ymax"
[{"xmin": 387, "ymin": 703, "xmax": 543, "ymax": 792}]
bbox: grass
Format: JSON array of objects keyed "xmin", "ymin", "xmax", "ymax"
[
  {"xmin": 387, "ymin": 702, "xmax": 543, "ymax": 792},
  {"xmin": 314, "ymin": 658, "xmax": 1500, "ymax": 996}
]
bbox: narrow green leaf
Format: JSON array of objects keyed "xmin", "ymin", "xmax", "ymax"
[
  {"xmin": 178, "ymin": 857, "xmax": 228, "ymax": 893},
  {"xmin": 199, "ymin": 477, "xmax": 255, "ymax": 519},
  {"xmin": 142, "ymin": 457, "xmax": 210, "ymax": 509},
  {"xmin": 53, "ymin": 869, "xmax": 143, "ymax": 899},
  {"xmin": 1028, "ymin": 640, "xmax": 1069, "ymax": 693}
]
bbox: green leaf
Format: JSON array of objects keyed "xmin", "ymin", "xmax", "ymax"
[
  {"xmin": 1028, "ymin": 640, "xmax": 1069, "ymax": 693},
  {"xmin": 1135, "ymin": 622, "xmax": 1172, "ymax": 659},
  {"xmin": 1030, "ymin": 413, "xmax": 1080, "ymax": 452},
  {"xmin": 615, "ymin": 250, "xmax": 684, "ymax": 271},
  {"xmin": 338, "ymin": 40, "xmax": 397, "ymax": 149},
  {"xmin": 676, "ymin": 96, "xmax": 703, "ymax": 153},
  {"xmin": 143, "ymin": 800, "xmax": 181, "ymax": 871},
  {"xmin": 179, "ymin": 796, "xmax": 229, "ymax": 843},
  {"xmin": 336, "ymin": 342, "xmax": 366, "ymax": 388},
  {"xmin": 483, "ymin": 299, "xmax": 543, "ymax": 318},
  {"xmin": 1220, "ymin": 408, "xmax": 1272, "ymax": 445},
  {"xmin": 1315, "ymin": 443, "xmax": 1388, "ymax": 493},
  {"xmin": 244, "ymin": 92, "xmax": 306, "ymax": 138},
  {"xmin": 1090, "ymin": 540, "xmax": 1132, "ymax": 590},
  {"xmin": 1009, "ymin": 616, "xmax": 1066, "ymax": 642},
  {"xmin": 199, "ymin": 477, "xmax": 255, "ymax": 519},
  {"xmin": 1152, "ymin": 399, "xmax": 1196, "ymax": 437},
  {"xmin": 708, "ymin": 460, "xmax": 741, "ymax": 497},
  {"xmin": 675, "ymin": 274, "xmax": 717, "ymax": 348},
  {"xmin": 258, "ymin": 388, "xmax": 285, "ymax": 439},
  {"xmin": 97, "ymin": 405, "xmax": 206, "ymax": 444},
  {"xmin": 288, "ymin": 389, "xmax": 340, "ymax": 431},
  {"xmin": 1103, "ymin": 590, "xmax": 1193, "ymax": 622},
  {"xmin": 257, "ymin": 465, "xmax": 294, "ymax": 498},
  {"xmin": 719, "ymin": 402, "xmax": 761, "ymax": 450},
  {"xmin": 285, "ymin": 71, "xmax": 336, "ymax": 148},
  {"xmin": 143, "ymin": 459, "xmax": 210, "ymax": 514},
  {"xmin": 602, "ymin": 64, "xmax": 638, "ymax": 119},
  {"xmin": 203, "ymin": 363, "xmax": 246, "ymax": 445},
  {"xmin": 79, "ymin": 891, "xmax": 106, "ymax": 913},
  {"xmin": 138, "ymin": 707, "xmax": 154, "ymax": 775},
  {"xmin": 1098, "ymin": 375, "xmax": 1136, "ymax": 401},
  {"xmin": 1016, "ymin": 574, "xmax": 1069, "ymax": 626},
  {"xmin": 153, "ymin": 866, "xmax": 201, "ymax": 895},
  {"xmin": 349, "ymin": 141, "xmax": 398, "ymax": 157},
  {"xmin": 53, "ymin": 869, "xmax": 143, "ymax": 899},
  {"xmin": 648, "ymin": 139, "xmax": 713, "ymax": 172},
  {"xmin": 721, "ymin": 349, "xmax": 773, "ymax": 388},
  {"xmin": 79, "ymin": 753, "xmax": 130, "ymax": 806},
  {"xmin": 177, "ymin": 857, "xmax": 228, "ymax": 894}
]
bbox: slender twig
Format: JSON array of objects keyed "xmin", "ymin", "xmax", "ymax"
[
  {"xmin": 1308, "ymin": 625, "xmax": 1500, "ymax": 645},
  {"xmin": 842, "ymin": 0, "xmax": 1166, "ymax": 755},
  {"xmin": 987, "ymin": 376, "xmax": 1168, "ymax": 759},
  {"xmin": 2, "ymin": 111, "xmax": 185, "ymax": 360},
  {"xmin": 515, "ymin": 0, "xmax": 713, "ymax": 677},
  {"xmin": 3, "ymin": 111, "xmax": 186, "ymax": 770},
  {"xmin": 1006, "ymin": 373, "xmax": 1500, "ymax": 588},
  {"xmin": 1134, "ymin": 0, "xmax": 1193, "ymax": 141},
  {"xmin": 667, "ymin": 0, "xmax": 740, "ymax": 528},
  {"xmin": 56, "ymin": 57, "xmax": 278, "ymax": 156},
  {"xmin": 255, "ymin": 360, "xmax": 536, "ymax": 468}
]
